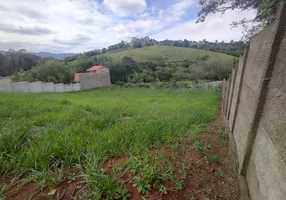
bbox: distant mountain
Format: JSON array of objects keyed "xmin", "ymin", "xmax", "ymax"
[
  {"xmin": 34, "ymin": 52, "xmax": 75, "ymax": 60},
  {"xmin": 0, "ymin": 51, "xmax": 75, "ymax": 60}
]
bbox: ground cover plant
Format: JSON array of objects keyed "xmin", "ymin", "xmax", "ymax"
[{"xmin": 0, "ymin": 87, "xmax": 236, "ymax": 199}]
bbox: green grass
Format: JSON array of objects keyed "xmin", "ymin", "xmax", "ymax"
[
  {"xmin": 102, "ymin": 45, "xmax": 234, "ymax": 63},
  {"xmin": 0, "ymin": 87, "xmax": 220, "ymax": 198}
]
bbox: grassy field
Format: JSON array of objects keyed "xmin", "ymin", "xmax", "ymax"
[
  {"xmin": 103, "ymin": 45, "xmax": 234, "ymax": 63},
  {"xmin": 0, "ymin": 87, "xmax": 223, "ymax": 199}
]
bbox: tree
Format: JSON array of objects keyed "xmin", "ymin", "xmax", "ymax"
[
  {"xmin": 131, "ymin": 37, "xmax": 143, "ymax": 48},
  {"xmin": 11, "ymin": 60, "xmax": 73, "ymax": 83},
  {"xmin": 183, "ymin": 39, "xmax": 190, "ymax": 47},
  {"xmin": 101, "ymin": 48, "xmax": 107, "ymax": 53},
  {"xmin": 0, "ymin": 49, "xmax": 41, "ymax": 77},
  {"xmin": 197, "ymin": 0, "xmax": 284, "ymax": 40}
]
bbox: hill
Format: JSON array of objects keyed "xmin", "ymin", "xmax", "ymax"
[
  {"xmin": 102, "ymin": 45, "xmax": 235, "ymax": 63},
  {"xmin": 34, "ymin": 52, "xmax": 75, "ymax": 60}
]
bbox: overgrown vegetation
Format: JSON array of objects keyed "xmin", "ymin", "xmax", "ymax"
[
  {"xmin": 11, "ymin": 60, "xmax": 73, "ymax": 84},
  {"xmin": 0, "ymin": 88, "xmax": 220, "ymax": 198}
]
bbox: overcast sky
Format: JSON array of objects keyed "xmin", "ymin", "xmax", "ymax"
[{"xmin": 0, "ymin": 0, "xmax": 256, "ymax": 53}]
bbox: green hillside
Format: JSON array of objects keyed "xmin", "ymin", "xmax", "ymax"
[{"xmin": 103, "ymin": 45, "xmax": 234, "ymax": 63}]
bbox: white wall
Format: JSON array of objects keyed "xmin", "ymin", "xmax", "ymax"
[
  {"xmin": 9, "ymin": 81, "xmax": 82, "ymax": 93},
  {"xmin": 0, "ymin": 78, "xmax": 13, "ymax": 93}
]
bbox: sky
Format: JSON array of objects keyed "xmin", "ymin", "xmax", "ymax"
[{"xmin": 0, "ymin": 0, "xmax": 256, "ymax": 53}]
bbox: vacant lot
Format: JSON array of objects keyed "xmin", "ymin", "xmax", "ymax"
[{"xmin": 0, "ymin": 88, "xmax": 236, "ymax": 199}]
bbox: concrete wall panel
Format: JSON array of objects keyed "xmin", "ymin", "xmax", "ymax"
[
  {"xmin": 64, "ymin": 84, "xmax": 73, "ymax": 92},
  {"xmin": 0, "ymin": 78, "xmax": 13, "ymax": 93},
  {"xmin": 226, "ymin": 68, "xmax": 236, "ymax": 119},
  {"xmin": 232, "ymin": 25, "xmax": 274, "ymax": 165},
  {"xmin": 54, "ymin": 83, "xmax": 65, "ymax": 93},
  {"xmin": 29, "ymin": 82, "xmax": 44, "ymax": 93},
  {"xmin": 223, "ymin": 79, "xmax": 230, "ymax": 114},
  {"xmin": 233, "ymin": 102, "xmax": 251, "ymax": 163},
  {"xmin": 248, "ymin": 123, "xmax": 286, "ymax": 200},
  {"xmin": 229, "ymin": 56, "xmax": 244, "ymax": 131},
  {"xmin": 72, "ymin": 83, "xmax": 81, "ymax": 92},
  {"xmin": 246, "ymin": 159, "xmax": 260, "ymax": 200},
  {"xmin": 14, "ymin": 82, "xmax": 30, "ymax": 92},
  {"xmin": 42, "ymin": 82, "xmax": 55, "ymax": 92}
]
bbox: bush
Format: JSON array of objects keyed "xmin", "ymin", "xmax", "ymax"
[
  {"xmin": 124, "ymin": 83, "xmax": 134, "ymax": 88},
  {"xmin": 116, "ymin": 81, "xmax": 125, "ymax": 86},
  {"xmin": 137, "ymin": 83, "xmax": 151, "ymax": 88},
  {"xmin": 11, "ymin": 60, "xmax": 73, "ymax": 83}
]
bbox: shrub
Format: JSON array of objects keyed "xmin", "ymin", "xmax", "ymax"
[{"xmin": 11, "ymin": 60, "xmax": 73, "ymax": 83}]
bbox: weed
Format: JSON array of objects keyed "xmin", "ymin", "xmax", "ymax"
[
  {"xmin": 204, "ymin": 154, "xmax": 220, "ymax": 164},
  {"xmin": 67, "ymin": 172, "xmax": 77, "ymax": 181},
  {"xmin": 221, "ymin": 132, "xmax": 229, "ymax": 141},
  {"xmin": 217, "ymin": 168, "xmax": 224, "ymax": 177},
  {"xmin": 156, "ymin": 184, "xmax": 168, "ymax": 195},
  {"xmin": 58, "ymin": 99, "xmax": 71, "ymax": 105},
  {"xmin": 193, "ymin": 139, "xmax": 205, "ymax": 154},
  {"xmin": 133, "ymin": 176, "xmax": 151, "ymax": 194},
  {"xmin": 0, "ymin": 184, "xmax": 9, "ymax": 199},
  {"xmin": 112, "ymin": 164, "xmax": 124, "ymax": 176},
  {"xmin": 175, "ymin": 180, "xmax": 184, "ymax": 192},
  {"xmin": 21, "ymin": 170, "xmax": 62, "ymax": 191},
  {"xmin": 84, "ymin": 164, "xmax": 129, "ymax": 200}
]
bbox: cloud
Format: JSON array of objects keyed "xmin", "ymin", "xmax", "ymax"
[
  {"xmin": 0, "ymin": 2, "xmax": 8, "ymax": 11},
  {"xmin": 103, "ymin": 0, "xmax": 147, "ymax": 15},
  {"xmin": 0, "ymin": 0, "xmax": 255, "ymax": 53},
  {"xmin": 152, "ymin": 9, "xmax": 256, "ymax": 42},
  {"xmin": 16, "ymin": 7, "xmax": 46, "ymax": 20},
  {"xmin": 0, "ymin": 23, "xmax": 53, "ymax": 35},
  {"xmin": 53, "ymin": 34, "xmax": 93, "ymax": 46}
]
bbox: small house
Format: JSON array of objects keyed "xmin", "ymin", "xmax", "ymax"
[
  {"xmin": 73, "ymin": 65, "xmax": 111, "ymax": 90},
  {"xmin": 73, "ymin": 66, "xmax": 110, "ymax": 83}
]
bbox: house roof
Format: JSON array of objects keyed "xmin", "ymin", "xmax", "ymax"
[{"xmin": 87, "ymin": 66, "xmax": 102, "ymax": 72}]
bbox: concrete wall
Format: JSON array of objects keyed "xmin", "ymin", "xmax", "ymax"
[
  {"xmin": 29, "ymin": 82, "xmax": 44, "ymax": 93},
  {"xmin": 222, "ymin": 3, "xmax": 286, "ymax": 200},
  {"xmin": 79, "ymin": 71, "xmax": 111, "ymax": 91},
  {"xmin": 0, "ymin": 78, "xmax": 13, "ymax": 93},
  {"xmin": 0, "ymin": 69, "xmax": 111, "ymax": 93},
  {"xmin": 10, "ymin": 81, "xmax": 81, "ymax": 93}
]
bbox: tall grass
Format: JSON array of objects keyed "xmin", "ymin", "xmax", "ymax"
[{"xmin": 0, "ymin": 88, "xmax": 219, "ymax": 177}]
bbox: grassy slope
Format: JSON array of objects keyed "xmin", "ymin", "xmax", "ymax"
[{"xmin": 103, "ymin": 45, "xmax": 234, "ymax": 63}]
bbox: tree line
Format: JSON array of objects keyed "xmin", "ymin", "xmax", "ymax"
[
  {"xmin": 12, "ymin": 54, "xmax": 235, "ymax": 84},
  {"xmin": 64, "ymin": 37, "xmax": 245, "ymax": 62},
  {"xmin": 0, "ymin": 49, "xmax": 42, "ymax": 77}
]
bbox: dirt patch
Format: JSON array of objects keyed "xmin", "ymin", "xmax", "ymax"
[{"xmin": 0, "ymin": 169, "xmax": 85, "ymax": 200}]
